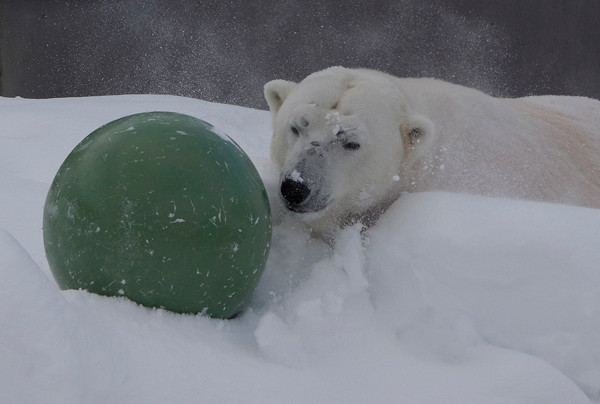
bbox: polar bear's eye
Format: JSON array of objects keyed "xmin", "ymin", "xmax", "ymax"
[
  {"xmin": 344, "ymin": 141, "xmax": 361, "ymax": 150},
  {"xmin": 291, "ymin": 126, "xmax": 300, "ymax": 136}
]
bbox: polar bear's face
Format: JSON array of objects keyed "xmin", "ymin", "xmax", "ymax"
[{"xmin": 264, "ymin": 68, "xmax": 433, "ymax": 228}]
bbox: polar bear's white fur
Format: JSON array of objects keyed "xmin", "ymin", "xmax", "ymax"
[{"xmin": 264, "ymin": 67, "xmax": 600, "ymax": 236}]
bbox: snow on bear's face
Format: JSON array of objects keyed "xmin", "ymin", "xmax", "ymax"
[{"xmin": 264, "ymin": 67, "xmax": 434, "ymax": 231}]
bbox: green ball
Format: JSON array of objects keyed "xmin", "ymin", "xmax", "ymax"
[{"xmin": 43, "ymin": 112, "xmax": 271, "ymax": 318}]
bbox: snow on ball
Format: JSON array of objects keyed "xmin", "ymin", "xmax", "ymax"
[{"xmin": 43, "ymin": 112, "xmax": 272, "ymax": 318}]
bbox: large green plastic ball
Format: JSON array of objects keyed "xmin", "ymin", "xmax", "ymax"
[{"xmin": 43, "ymin": 112, "xmax": 271, "ymax": 318}]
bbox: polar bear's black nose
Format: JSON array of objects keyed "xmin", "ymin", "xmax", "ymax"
[{"xmin": 281, "ymin": 178, "xmax": 310, "ymax": 205}]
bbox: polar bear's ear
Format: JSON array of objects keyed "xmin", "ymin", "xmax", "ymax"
[
  {"xmin": 264, "ymin": 80, "xmax": 296, "ymax": 113},
  {"xmin": 402, "ymin": 113, "xmax": 435, "ymax": 145}
]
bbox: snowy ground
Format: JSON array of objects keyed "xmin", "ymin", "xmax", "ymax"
[{"xmin": 1, "ymin": 94, "xmax": 600, "ymax": 404}]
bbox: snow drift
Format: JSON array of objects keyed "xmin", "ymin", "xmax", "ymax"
[{"xmin": 1, "ymin": 95, "xmax": 599, "ymax": 403}]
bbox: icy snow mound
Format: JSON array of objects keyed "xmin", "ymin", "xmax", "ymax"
[
  {"xmin": 0, "ymin": 95, "xmax": 599, "ymax": 403},
  {"xmin": 368, "ymin": 192, "xmax": 600, "ymax": 397}
]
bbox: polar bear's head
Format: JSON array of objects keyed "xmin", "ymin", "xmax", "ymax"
[{"xmin": 264, "ymin": 67, "xmax": 434, "ymax": 233}]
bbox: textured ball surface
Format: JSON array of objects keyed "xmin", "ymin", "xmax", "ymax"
[{"xmin": 43, "ymin": 112, "xmax": 271, "ymax": 318}]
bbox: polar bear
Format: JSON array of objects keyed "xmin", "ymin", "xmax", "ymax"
[{"xmin": 264, "ymin": 67, "xmax": 600, "ymax": 236}]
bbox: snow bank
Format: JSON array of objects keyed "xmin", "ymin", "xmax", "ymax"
[{"xmin": 0, "ymin": 95, "xmax": 599, "ymax": 403}]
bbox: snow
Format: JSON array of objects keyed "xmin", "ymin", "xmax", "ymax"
[
  {"xmin": 290, "ymin": 169, "xmax": 304, "ymax": 183},
  {"xmin": 1, "ymin": 94, "xmax": 599, "ymax": 403}
]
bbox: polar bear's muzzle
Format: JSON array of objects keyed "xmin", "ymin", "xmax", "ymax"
[{"xmin": 280, "ymin": 146, "xmax": 330, "ymax": 214}]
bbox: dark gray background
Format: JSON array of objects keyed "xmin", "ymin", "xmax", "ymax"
[{"xmin": 1, "ymin": 0, "xmax": 599, "ymax": 109}]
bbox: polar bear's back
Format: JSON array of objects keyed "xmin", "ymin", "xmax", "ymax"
[
  {"xmin": 519, "ymin": 94, "xmax": 600, "ymax": 114},
  {"xmin": 511, "ymin": 95, "xmax": 600, "ymax": 160},
  {"xmin": 391, "ymin": 77, "xmax": 600, "ymax": 208},
  {"xmin": 516, "ymin": 95, "xmax": 600, "ymax": 137},
  {"xmin": 483, "ymin": 95, "xmax": 600, "ymax": 208}
]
